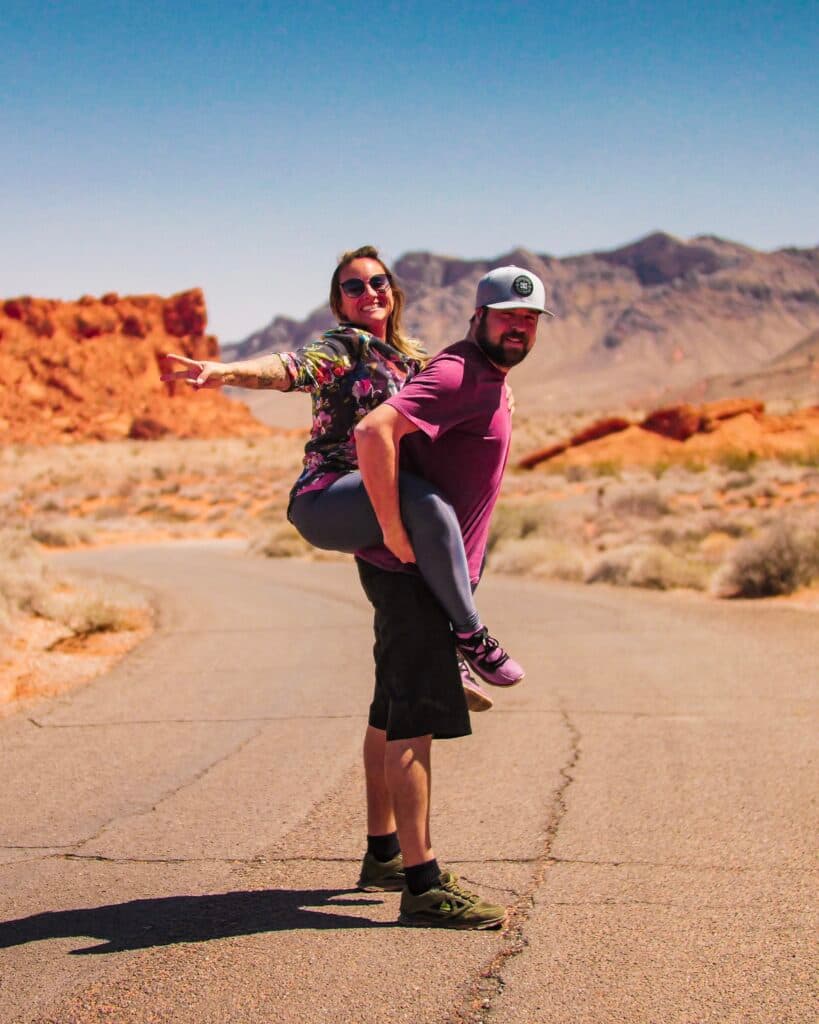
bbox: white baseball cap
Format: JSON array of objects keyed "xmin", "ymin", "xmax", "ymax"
[{"xmin": 475, "ymin": 265, "xmax": 554, "ymax": 316}]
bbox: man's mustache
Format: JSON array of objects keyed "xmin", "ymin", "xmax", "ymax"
[{"xmin": 501, "ymin": 331, "xmax": 528, "ymax": 344}]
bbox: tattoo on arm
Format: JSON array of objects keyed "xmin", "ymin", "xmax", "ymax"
[{"xmin": 221, "ymin": 354, "xmax": 290, "ymax": 390}]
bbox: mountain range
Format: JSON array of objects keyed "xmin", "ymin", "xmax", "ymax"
[{"xmin": 224, "ymin": 232, "xmax": 819, "ymax": 426}]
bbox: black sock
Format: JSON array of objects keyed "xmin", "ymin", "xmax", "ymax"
[
  {"xmin": 367, "ymin": 832, "xmax": 401, "ymax": 863},
  {"xmin": 405, "ymin": 858, "xmax": 441, "ymax": 896}
]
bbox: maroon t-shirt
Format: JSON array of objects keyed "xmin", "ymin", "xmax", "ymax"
[{"xmin": 356, "ymin": 340, "xmax": 511, "ymax": 583}]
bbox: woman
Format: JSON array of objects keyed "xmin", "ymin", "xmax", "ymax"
[{"xmin": 161, "ymin": 246, "xmax": 524, "ymax": 699}]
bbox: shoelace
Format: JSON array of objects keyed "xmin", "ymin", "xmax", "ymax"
[
  {"xmin": 440, "ymin": 877, "xmax": 480, "ymax": 905},
  {"xmin": 460, "ymin": 629, "xmax": 509, "ymax": 668}
]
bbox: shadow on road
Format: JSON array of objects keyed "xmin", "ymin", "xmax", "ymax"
[{"xmin": 0, "ymin": 888, "xmax": 394, "ymax": 954}]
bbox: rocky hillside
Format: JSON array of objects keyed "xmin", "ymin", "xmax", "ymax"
[
  {"xmin": 225, "ymin": 232, "xmax": 819, "ymax": 418},
  {"xmin": 0, "ymin": 290, "xmax": 269, "ymax": 444}
]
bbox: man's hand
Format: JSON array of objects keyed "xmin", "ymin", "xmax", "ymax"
[
  {"xmin": 160, "ymin": 354, "xmax": 225, "ymax": 389},
  {"xmin": 504, "ymin": 379, "xmax": 516, "ymax": 415},
  {"xmin": 354, "ymin": 404, "xmax": 421, "ymax": 564},
  {"xmin": 383, "ymin": 523, "xmax": 416, "ymax": 565}
]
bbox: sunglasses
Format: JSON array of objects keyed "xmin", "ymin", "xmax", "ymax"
[{"xmin": 339, "ymin": 274, "xmax": 391, "ymax": 298}]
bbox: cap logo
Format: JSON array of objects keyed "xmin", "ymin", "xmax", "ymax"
[{"xmin": 512, "ymin": 275, "xmax": 533, "ymax": 297}]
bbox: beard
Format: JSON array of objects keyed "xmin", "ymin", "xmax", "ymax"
[{"xmin": 475, "ymin": 318, "xmax": 532, "ymax": 368}]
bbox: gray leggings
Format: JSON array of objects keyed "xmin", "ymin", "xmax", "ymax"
[{"xmin": 289, "ymin": 471, "xmax": 480, "ymax": 633}]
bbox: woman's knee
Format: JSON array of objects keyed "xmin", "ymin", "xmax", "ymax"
[{"xmin": 401, "ymin": 489, "xmax": 459, "ymax": 541}]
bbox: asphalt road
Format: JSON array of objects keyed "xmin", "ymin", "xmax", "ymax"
[{"xmin": 1, "ymin": 543, "xmax": 816, "ymax": 1023}]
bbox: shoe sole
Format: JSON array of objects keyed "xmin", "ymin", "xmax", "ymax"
[
  {"xmin": 470, "ymin": 666, "xmax": 525, "ymax": 688},
  {"xmin": 357, "ymin": 880, "xmax": 405, "ymax": 892},
  {"xmin": 463, "ymin": 686, "xmax": 494, "ymax": 712},
  {"xmin": 398, "ymin": 910, "xmax": 507, "ymax": 930}
]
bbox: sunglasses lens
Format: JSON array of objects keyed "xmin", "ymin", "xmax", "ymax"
[
  {"xmin": 370, "ymin": 275, "xmax": 390, "ymax": 291},
  {"xmin": 340, "ymin": 279, "xmax": 365, "ymax": 298}
]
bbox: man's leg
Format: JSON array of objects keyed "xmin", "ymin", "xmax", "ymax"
[
  {"xmin": 363, "ymin": 725, "xmax": 395, "ymax": 836},
  {"xmin": 356, "ymin": 558, "xmax": 505, "ymax": 927},
  {"xmin": 358, "ymin": 726, "xmax": 404, "ymax": 892},
  {"xmin": 384, "ymin": 734, "xmax": 433, "ymax": 867}
]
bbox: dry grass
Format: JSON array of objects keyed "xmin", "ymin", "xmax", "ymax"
[
  {"xmin": 0, "ymin": 526, "xmax": 150, "ymax": 640},
  {"xmin": 495, "ymin": 451, "xmax": 819, "ymax": 597},
  {"xmin": 0, "ymin": 524, "xmax": 154, "ymax": 710},
  {"xmin": 585, "ymin": 544, "xmax": 709, "ymax": 591},
  {"xmin": 490, "ymin": 537, "xmax": 586, "ymax": 582},
  {"xmin": 3, "ymin": 431, "xmax": 819, "ymax": 604}
]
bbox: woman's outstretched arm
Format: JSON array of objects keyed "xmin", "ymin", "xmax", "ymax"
[{"xmin": 160, "ymin": 352, "xmax": 291, "ymax": 390}]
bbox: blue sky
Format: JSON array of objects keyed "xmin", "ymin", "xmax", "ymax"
[{"xmin": 2, "ymin": 1, "xmax": 816, "ymax": 340}]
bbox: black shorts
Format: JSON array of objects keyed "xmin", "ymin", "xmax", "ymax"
[{"xmin": 356, "ymin": 558, "xmax": 471, "ymax": 742}]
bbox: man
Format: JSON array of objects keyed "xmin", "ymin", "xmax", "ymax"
[{"xmin": 353, "ymin": 265, "xmax": 553, "ymax": 928}]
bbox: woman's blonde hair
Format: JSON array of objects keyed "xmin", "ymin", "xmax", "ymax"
[{"xmin": 329, "ymin": 245, "xmax": 426, "ymax": 363}]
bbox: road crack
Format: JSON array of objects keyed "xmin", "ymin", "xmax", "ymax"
[
  {"xmin": 450, "ymin": 708, "xmax": 582, "ymax": 1024},
  {"xmin": 68, "ymin": 725, "xmax": 265, "ymax": 854}
]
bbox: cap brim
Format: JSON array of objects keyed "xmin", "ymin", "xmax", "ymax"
[{"xmin": 484, "ymin": 300, "xmax": 556, "ymax": 317}]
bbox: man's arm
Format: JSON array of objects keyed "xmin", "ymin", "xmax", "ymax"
[{"xmin": 354, "ymin": 403, "xmax": 420, "ymax": 564}]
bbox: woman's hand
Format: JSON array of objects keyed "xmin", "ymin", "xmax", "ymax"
[
  {"xmin": 383, "ymin": 523, "xmax": 416, "ymax": 565},
  {"xmin": 160, "ymin": 353, "xmax": 225, "ymax": 389}
]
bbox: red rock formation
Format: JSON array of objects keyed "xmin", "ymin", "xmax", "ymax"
[
  {"xmin": 517, "ymin": 417, "xmax": 630, "ymax": 470},
  {"xmin": 700, "ymin": 398, "xmax": 764, "ymax": 430},
  {"xmin": 0, "ymin": 290, "xmax": 271, "ymax": 444},
  {"xmin": 517, "ymin": 441, "xmax": 570, "ymax": 470},
  {"xmin": 518, "ymin": 397, "xmax": 819, "ymax": 469},
  {"xmin": 570, "ymin": 417, "xmax": 631, "ymax": 446},
  {"xmin": 641, "ymin": 404, "xmax": 703, "ymax": 441}
]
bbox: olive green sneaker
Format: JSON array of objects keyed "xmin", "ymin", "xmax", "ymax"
[
  {"xmin": 357, "ymin": 851, "xmax": 405, "ymax": 892},
  {"xmin": 398, "ymin": 871, "xmax": 507, "ymax": 930}
]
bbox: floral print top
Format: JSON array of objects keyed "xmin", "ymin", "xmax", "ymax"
[{"xmin": 282, "ymin": 324, "xmax": 423, "ymax": 505}]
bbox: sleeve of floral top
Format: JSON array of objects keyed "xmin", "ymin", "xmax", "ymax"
[{"xmin": 278, "ymin": 328, "xmax": 362, "ymax": 393}]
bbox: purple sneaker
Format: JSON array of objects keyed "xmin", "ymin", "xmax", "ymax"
[
  {"xmin": 458, "ymin": 656, "xmax": 493, "ymax": 712},
  {"xmin": 456, "ymin": 627, "xmax": 525, "ymax": 687}
]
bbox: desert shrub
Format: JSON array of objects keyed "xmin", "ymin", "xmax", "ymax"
[
  {"xmin": 719, "ymin": 450, "xmax": 759, "ymax": 473},
  {"xmin": 697, "ymin": 512, "xmax": 753, "ymax": 539},
  {"xmin": 589, "ymin": 460, "xmax": 622, "ymax": 478},
  {"xmin": 93, "ymin": 505, "xmax": 128, "ymax": 521},
  {"xmin": 489, "ymin": 537, "xmax": 585, "ymax": 582},
  {"xmin": 487, "ymin": 503, "xmax": 557, "ymax": 552},
  {"xmin": 29, "ymin": 518, "xmax": 94, "ymax": 548},
  {"xmin": 0, "ymin": 528, "xmax": 49, "ymax": 613},
  {"xmin": 35, "ymin": 590, "xmax": 141, "ymax": 635},
  {"xmin": 608, "ymin": 486, "xmax": 669, "ymax": 519},
  {"xmin": 649, "ymin": 521, "xmax": 710, "ymax": 551},
  {"xmin": 256, "ymin": 501, "xmax": 286, "ymax": 523},
  {"xmin": 0, "ymin": 527, "xmax": 148, "ymax": 634},
  {"xmin": 137, "ymin": 502, "xmax": 196, "ymax": 522},
  {"xmin": 66, "ymin": 597, "xmax": 143, "ymax": 635},
  {"xmin": 748, "ymin": 481, "xmax": 777, "ymax": 501},
  {"xmin": 0, "ymin": 591, "xmax": 14, "ymax": 632},
  {"xmin": 778, "ymin": 447, "xmax": 819, "ymax": 469},
  {"xmin": 585, "ymin": 544, "xmax": 707, "ymax": 591},
  {"xmin": 723, "ymin": 470, "xmax": 755, "ymax": 491},
  {"xmin": 712, "ymin": 523, "xmax": 819, "ymax": 598},
  {"xmin": 250, "ymin": 521, "xmax": 313, "ymax": 558}
]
